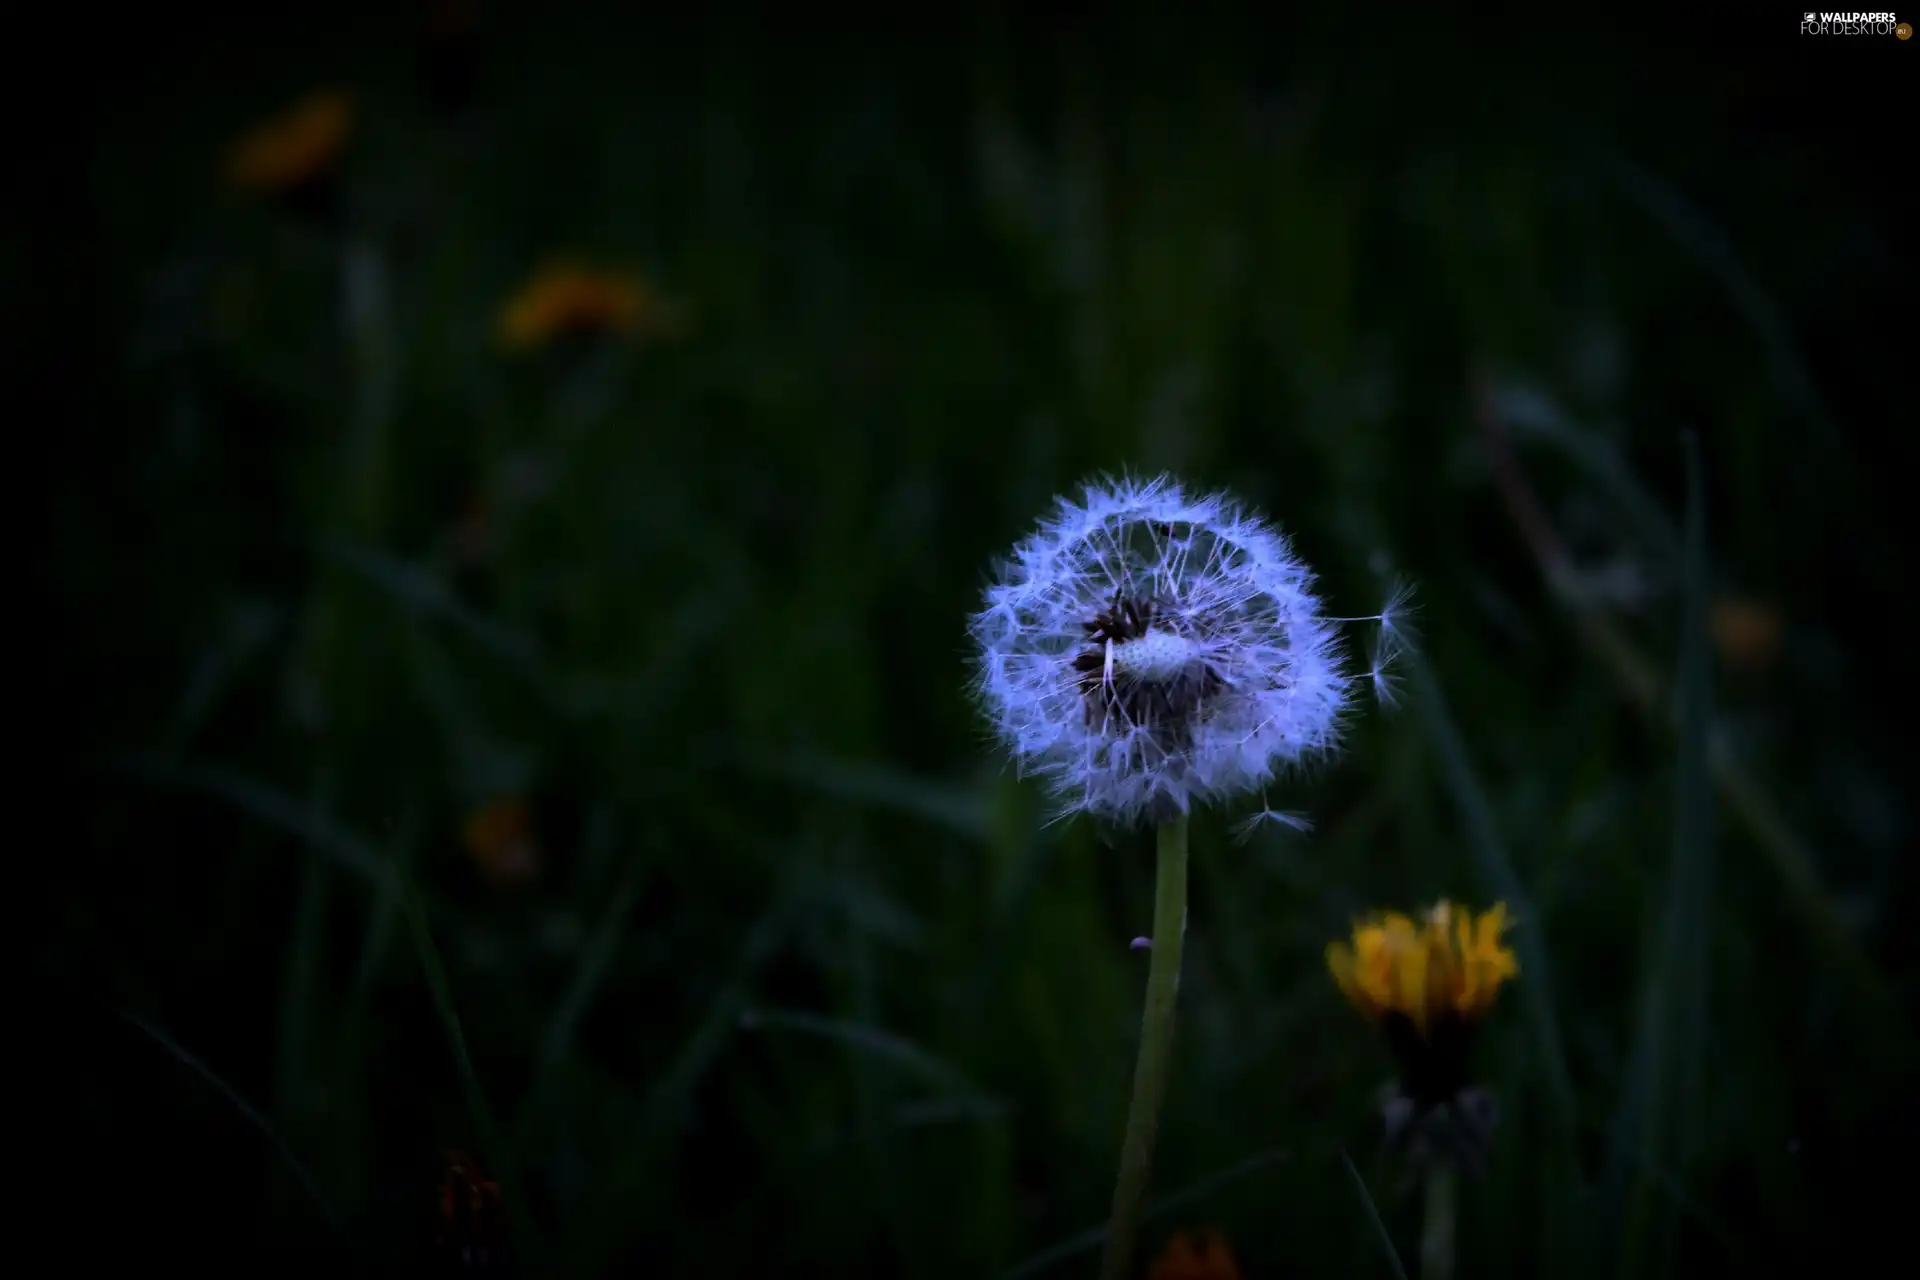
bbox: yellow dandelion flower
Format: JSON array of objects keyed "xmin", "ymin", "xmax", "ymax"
[
  {"xmin": 1327, "ymin": 900, "xmax": 1516, "ymax": 1033},
  {"xmin": 496, "ymin": 261, "xmax": 677, "ymax": 352},
  {"xmin": 460, "ymin": 796, "xmax": 540, "ymax": 888},
  {"xmin": 1148, "ymin": 1228, "xmax": 1241, "ymax": 1280},
  {"xmin": 226, "ymin": 90, "xmax": 354, "ymax": 194},
  {"xmin": 1327, "ymin": 900, "xmax": 1517, "ymax": 1109}
]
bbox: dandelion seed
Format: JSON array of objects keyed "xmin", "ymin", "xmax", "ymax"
[
  {"xmin": 969, "ymin": 474, "xmax": 1375, "ymax": 827},
  {"xmin": 1366, "ymin": 634, "xmax": 1406, "ymax": 711},
  {"xmin": 1329, "ymin": 575, "xmax": 1418, "ymax": 712},
  {"xmin": 1375, "ymin": 577, "xmax": 1420, "ymax": 640},
  {"xmin": 1230, "ymin": 804, "xmax": 1314, "ymax": 846}
]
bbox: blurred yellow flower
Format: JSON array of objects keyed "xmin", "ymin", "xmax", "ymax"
[
  {"xmin": 460, "ymin": 796, "xmax": 541, "ymax": 888},
  {"xmin": 1326, "ymin": 900, "xmax": 1517, "ymax": 1037},
  {"xmin": 1711, "ymin": 595, "xmax": 1782, "ymax": 673},
  {"xmin": 496, "ymin": 261, "xmax": 677, "ymax": 351},
  {"xmin": 1149, "ymin": 1228, "xmax": 1241, "ymax": 1280},
  {"xmin": 1329, "ymin": 900, "xmax": 1515, "ymax": 1161},
  {"xmin": 227, "ymin": 90, "xmax": 354, "ymax": 193}
]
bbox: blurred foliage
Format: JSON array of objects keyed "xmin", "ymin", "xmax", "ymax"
[{"xmin": 30, "ymin": 5, "xmax": 1915, "ymax": 1275}]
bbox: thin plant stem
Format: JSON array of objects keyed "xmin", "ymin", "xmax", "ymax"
[
  {"xmin": 1473, "ymin": 388, "xmax": 1907, "ymax": 1048},
  {"xmin": 1099, "ymin": 815, "xmax": 1190, "ymax": 1280},
  {"xmin": 1421, "ymin": 1164, "xmax": 1457, "ymax": 1280}
]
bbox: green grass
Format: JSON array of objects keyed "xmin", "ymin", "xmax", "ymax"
[
  {"xmin": 38, "ymin": 10, "xmax": 1911, "ymax": 1275},
  {"xmin": 115, "ymin": 1006, "xmax": 353, "ymax": 1249},
  {"xmin": 1342, "ymin": 1151, "xmax": 1413, "ymax": 1280}
]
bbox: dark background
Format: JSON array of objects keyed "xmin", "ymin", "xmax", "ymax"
[{"xmin": 26, "ymin": 5, "xmax": 1916, "ymax": 1275}]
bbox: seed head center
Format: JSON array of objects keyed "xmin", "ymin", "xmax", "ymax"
[{"xmin": 1112, "ymin": 629, "xmax": 1202, "ymax": 683}]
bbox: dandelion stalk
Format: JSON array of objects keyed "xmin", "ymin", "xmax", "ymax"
[
  {"xmin": 969, "ymin": 475, "xmax": 1403, "ymax": 1277},
  {"xmin": 1100, "ymin": 815, "xmax": 1190, "ymax": 1280},
  {"xmin": 1420, "ymin": 1164, "xmax": 1457, "ymax": 1280}
]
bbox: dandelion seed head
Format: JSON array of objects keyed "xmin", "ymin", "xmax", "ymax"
[{"xmin": 968, "ymin": 473, "xmax": 1355, "ymax": 826}]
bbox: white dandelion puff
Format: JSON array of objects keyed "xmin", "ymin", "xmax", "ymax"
[{"xmin": 969, "ymin": 473, "xmax": 1383, "ymax": 827}]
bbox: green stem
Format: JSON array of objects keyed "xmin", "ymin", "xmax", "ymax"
[
  {"xmin": 1421, "ymin": 1164, "xmax": 1457, "ymax": 1280},
  {"xmin": 1098, "ymin": 816, "xmax": 1190, "ymax": 1280}
]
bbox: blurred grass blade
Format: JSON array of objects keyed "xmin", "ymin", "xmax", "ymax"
[
  {"xmin": 1341, "ymin": 1151, "xmax": 1411, "ymax": 1280},
  {"xmin": 739, "ymin": 1008, "xmax": 1001, "ymax": 1112},
  {"xmin": 1701, "ymin": 732, "xmax": 1905, "ymax": 1043},
  {"xmin": 345, "ymin": 816, "xmax": 415, "ymax": 1018},
  {"xmin": 1605, "ymin": 155, "xmax": 1835, "ymax": 441},
  {"xmin": 1597, "ymin": 1123, "xmax": 1748, "ymax": 1268},
  {"xmin": 1612, "ymin": 431, "xmax": 1716, "ymax": 1274},
  {"xmin": 117, "ymin": 757, "xmax": 485, "ymax": 945},
  {"xmin": 117, "ymin": 754, "xmax": 389, "ymax": 885},
  {"xmin": 319, "ymin": 536, "xmax": 546, "ymax": 677},
  {"xmin": 564, "ymin": 897, "xmax": 800, "ymax": 1271},
  {"xmin": 1001, "ymin": 1146, "xmax": 1292, "ymax": 1279},
  {"xmin": 751, "ymin": 752, "xmax": 995, "ymax": 841},
  {"xmin": 394, "ymin": 855, "xmax": 505, "ymax": 1154},
  {"xmin": 338, "ymin": 237, "xmax": 398, "ymax": 534},
  {"xmin": 332, "ymin": 816, "xmax": 415, "ymax": 1219},
  {"xmin": 116, "ymin": 1007, "xmax": 352, "ymax": 1248},
  {"xmin": 162, "ymin": 602, "xmax": 279, "ymax": 755},
  {"xmin": 802, "ymin": 867, "xmax": 929, "ymax": 951},
  {"xmin": 893, "ymin": 1096, "xmax": 1012, "ymax": 1126},
  {"xmin": 1669, "ymin": 432, "xmax": 1718, "ymax": 1187},
  {"xmin": 1484, "ymin": 382, "xmax": 1680, "ymax": 561},
  {"xmin": 513, "ymin": 850, "xmax": 650, "ymax": 1155},
  {"xmin": 391, "ymin": 853, "xmax": 537, "ymax": 1261},
  {"xmin": 536, "ymin": 857, "xmax": 649, "ymax": 1075},
  {"xmin": 1408, "ymin": 648, "xmax": 1578, "ymax": 1137},
  {"xmin": 643, "ymin": 900, "xmax": 797, "ymax": 1135},
  {"xmin": 273, "ymin": 784, "xmax": 332, "ymax": 1224},
  {"xmin": 1478, "ymin": 394, "xmax": 1907, "ymax": 1047}
]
